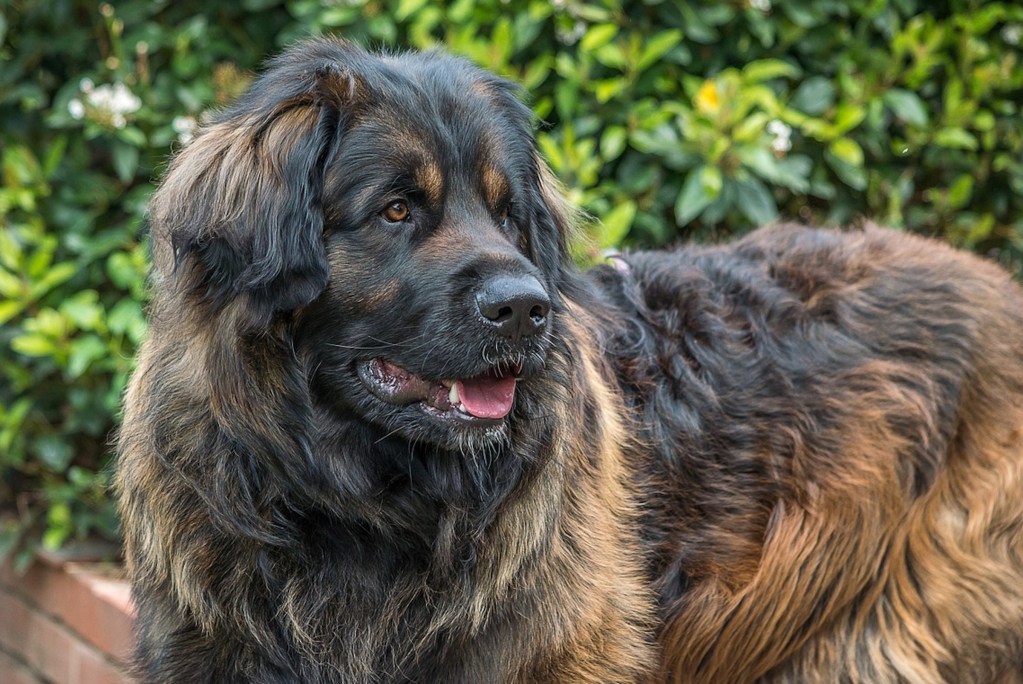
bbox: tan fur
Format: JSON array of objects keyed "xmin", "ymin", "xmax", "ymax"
[
  {"xmin": 650, "ymin": 227, "xmax": 1023, "ymax": 683},
  {"xmin": 116, "ymin": 39, "xmax": 1023, "ymax": 684}
]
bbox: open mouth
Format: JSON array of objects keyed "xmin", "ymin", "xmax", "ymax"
[{"xmin": 356, "ymin": 358, "xmax": 520, "ymax": 426}]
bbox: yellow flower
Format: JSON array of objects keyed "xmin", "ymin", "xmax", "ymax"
[{"xmin": 695, "ymin": 80, "xmax": 720, "ymax": 115}]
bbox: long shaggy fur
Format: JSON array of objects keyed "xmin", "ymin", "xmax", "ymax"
[{"xmin": 116, "ymin": 38, "xmax": 1023, "ymax": 683}]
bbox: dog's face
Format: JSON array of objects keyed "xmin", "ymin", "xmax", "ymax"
[
  {"xmin": 301, "ymin": 53, "xmax": 568, "ymax": 450},
  {"xmin": 149, "ymin": 41, "xmax": 571, "ymax": 451}
]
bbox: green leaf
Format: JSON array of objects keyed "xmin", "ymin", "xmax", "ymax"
[
  {"xmin": 554, "ymin": 83, "xmax": 578, "ymax": 119},
  {"xmin": 42, "ymin": 136, "xmax": 68, "ymax": 178},
  {"xmin": 107, "ymin": 298, "xmax": 146, "ymax": 341},
  {"xmin": 11, "ymin": 333, "xmax": 58, "ymax": 357},
  {"xmin": 742, "ymin": 58, "xmax": 801, "ymax": 83},
  {"xmin": 43, "ymin": 502, "xmax": 73, "ymax": 550},
  {"xmin": 25, "ymin": 238, "xmax": 57, "ymax": 280},
  {"xmin": 790, "ymin": 76, "xmax": 835, "ymax": 116},
  {"xmin": 934, "ymin": 127, "xmax": 978, "ymax": 150},
  {"xmin": 828, "ymin": 138, "xmax": 864, "ymax": 167},
  {"xmin": 0, "ymin": 231, "xmax": 23, "ymax": 270},
  {"xmin": 394, "ymin": 0, "xmax": 428, "ymax": 21},
  {"xmin": 520, "ymin": 56, "xmax": 552, "ymax": 91},
  {"xmin": 29, "ymin": 261, "xmax": 77, "ymax": 299},
  {"xmin": 947, "ymin": 175, "xmax": 974, "ymax": 209},
  {"xmin": 593, "ymin": 43, "xmax": 626, "ymax": 70},
  {"xmin": 111, "ymin": 140, "xmax": 140, "ymax": 184},
  {"xmin": 637, "ymin": 29, "xmax": 683, "ymax": 72},
  {"xmin": 883, "ymin": 89, "xmax": 929, "ymax": 127},
  {"xmin": 3, "ymin": 144, "xmax": 43, "ymax": 186},
  {"xmin": 678, "ymin": 3, "xmax": 719, "ymax": 43},
  {"xmin": 973, "ymin": 110, "xmax": 996, "ymax": 132},
  {"xmin": 598, "ymin": 200, "xmax": 637, "ymax": 249},
  {"xmin": 675, "ymin": 166, "xmax": 723, "ymax": 226},
  {"xmin": 831, "ymin": 105, "xmax": 867, "ymax": 135},
  {"xmin": 34, "ymin": 435, "xmax": 74, "ymax": 472},
  {"xmin": 739, "ymin": 147, "xmax": 811, "ymax": 193},
  {"xmin": 735, "ymin": 177, "xmax": 778, "ymax": 225},
  {"xmin": 580, "ymin": 24, "xmax": 618, "ymax": 52},
  {"xmin": 107, "ymin": 251, "xmax": 144, "ymax": 290},
  {"xmin": 0, "ymin": 300, "xmax": 23, "ymax": 325},
  {"xmin": 0, "ymin": 399, "xmax": 32, "ymax": 454},
  {"xmin": 600, "ymin": 126, "xmax": 628, "ymax": 162},
  {"xmin": 536, "ymin": 134, "xmax": 565, "ymax": 175},
  {"xmin": 0, "ymin": 268, "xmax": 24, "ymax": 298},
  {"xmin": 594, "ymin": 79, "xmax": 626, "ymax": 103},
  {"xmin": 67, "ymin": 334, "xmax": 108, "ymax": 379},
  {"xmin": 116, "ymin": 126, "xmax": 147, "ymax": 147},
  {"xmin": 733, "ymin": 112, "xmax": 771, "ymax": 143},
  {"xmin": 824, "ymin": 149, "xmax": 868, "ymax": 191},
  {"xmin": 60, "ymin": 291, "xmax": 103, "ymax": 331}
]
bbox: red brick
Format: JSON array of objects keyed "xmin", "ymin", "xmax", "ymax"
[
  {"xmin": 1, "ymin": 559, "xmax": 134, "ymax": 665},
  {"xmin": 1, "ymin": 575, "xmax": 73, "ymax": 682},
  {"xmin": 70, "ymin": 639, "xmax": 132, "ymax": 684},
  {"xmin": 0, "ymin": 585, "xmax": 134, "ymax": 684},
  {"xmin": 61, "ymin": 564, "xmax": 134, "ymax": 664},
  {"xmin": 0, "ymin": 589, "xmax": 35, "ymax": 665},
  {"xmin": 0, "ymin": 647, "xmax": 44, "ymax": 684}
]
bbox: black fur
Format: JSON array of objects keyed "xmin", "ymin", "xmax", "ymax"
[{"xmin": 118, "ymin": 38, "xmax": 1023, "ymax": 683}]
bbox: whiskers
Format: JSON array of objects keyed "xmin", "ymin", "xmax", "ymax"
[
  {"xmin": 327, "ymin": 333, "xmax": 434, "ymax": 354},
  {"xmin": 326, "ymin": 323, "xmax": 554, "ymax": 383},
  {"xmin": 481, "ymin": 330, "xmax": 553, "ymax": 377}
]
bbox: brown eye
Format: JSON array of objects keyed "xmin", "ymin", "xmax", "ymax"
[
  {"xmin": 381, "ymin": 201, "xmax": 410, "ymax": 223},
  {"xmin": 498, "ymin": 203, "xmax": 513, "ymax": 230}
]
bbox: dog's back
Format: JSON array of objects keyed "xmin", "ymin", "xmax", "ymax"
[
  {"xmin": 598, "ymin": 223, "xmax": 1023, "ymax": 682},
  {"xmin": 116, "ymin": 37, "xmax": 1023, "ymax": 682}
]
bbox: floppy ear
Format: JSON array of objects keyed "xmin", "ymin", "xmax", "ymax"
[
  {"xmin": 149, "ymin": 55, "xmax": 361, "ymax": 321},
  {"xmin": 528, "ymin": 156, "xmax": 580, "ymax": 292}
]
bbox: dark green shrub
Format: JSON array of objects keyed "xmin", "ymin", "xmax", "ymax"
[
  {"xmin": 2, "ymin": 0, "xmax": 1021, "ymax": 564},
  {"xmin": 0, "ymin": 0, "xmax": 288, "ymax": 565}
]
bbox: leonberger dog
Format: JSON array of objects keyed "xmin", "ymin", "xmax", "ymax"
[{"xmin": 116, "ymin": 38, "xmax": 1023, "ymax": 683}]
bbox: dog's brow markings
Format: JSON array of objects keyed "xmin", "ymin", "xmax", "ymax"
[
  {"xmin": 481, "ymin": 164, "xmax": 510, "ymax": 210},
  {"xmin": 414, "ymin": 160, "xmax": 444, "ymax": 206}
]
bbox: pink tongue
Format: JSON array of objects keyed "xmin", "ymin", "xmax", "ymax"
[{"xmin": 455, "ymin": 375, "xmax": 517, "ymax": 419}]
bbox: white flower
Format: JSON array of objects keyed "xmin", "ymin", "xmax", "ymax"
[
  {"xmin": 73, "ymin": 80, "xmax": 142, "ymax": 129},
  {"xmin": 1002, "ymin": 24, "xmax": 1022, "ymax": 46},
  {"xmin": 750, "ymin": 0, "xmax": 771, "ymax": 11},
  {"xmin": 172, "ymin": 115, "xmax": 198, "ymax": 145},
  {"xmin": 556, "ymin": 20, "xmax": 586, "ymax": 45},
  {"xmin": 767, "ymin": 119, "xmax": 792, "ymax": 154},
  {"xmin": 86, "ymin": 82, "xmax": 142, "ymax": 118},
  {"xmin": 68, "ymin": 98, "xmax": 85, "ymax": 120}
]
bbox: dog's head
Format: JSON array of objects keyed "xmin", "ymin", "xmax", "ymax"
[{"xmin": 149, "ymin": 38, "xmax": 575, "ymax": 450}]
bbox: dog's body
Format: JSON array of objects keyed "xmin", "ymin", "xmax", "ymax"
[{"xmin": 116, "ymin": 39, "xmax": 1023, "ymax": 683}]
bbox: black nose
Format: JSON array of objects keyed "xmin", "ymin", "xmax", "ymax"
[{"xmin": 475, "ymin": 274, "xmax": 551, "ymax": 340}]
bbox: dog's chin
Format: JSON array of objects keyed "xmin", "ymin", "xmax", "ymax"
[{"xmin": 349, "ymin": 355, "xmax": 542, "ymax": 451}]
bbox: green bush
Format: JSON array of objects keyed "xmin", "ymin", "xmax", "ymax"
[{"xmin": 2, "ymin": 0, "xmax": 1022, "ymax": 564}]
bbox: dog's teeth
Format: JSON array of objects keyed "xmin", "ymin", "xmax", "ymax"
[{"xmin": 449, "ymin": 382, "xmax": 460, "ymax": 406}]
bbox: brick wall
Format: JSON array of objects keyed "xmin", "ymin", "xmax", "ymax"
[{"xmin": 0, "ymin": 551, "xmax": 134, "ymax": 684}]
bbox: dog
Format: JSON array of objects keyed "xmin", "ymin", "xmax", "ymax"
[{"xmin": 116, "ymin": 37, "xmax": 1023, "ymax": 683}]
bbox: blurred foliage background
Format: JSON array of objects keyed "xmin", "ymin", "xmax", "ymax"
[{"xmin": 2, "ymin": 0, "xmax": 1022, "ymax": 566}]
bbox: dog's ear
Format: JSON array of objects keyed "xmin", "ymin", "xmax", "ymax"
[
  {"xmin": 150, "ymin": 47, "xmax": 362, "ymax": 322},
  {"xmin": 528, "ymin": 157, "xmax": 580, "ymax": 291}
]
